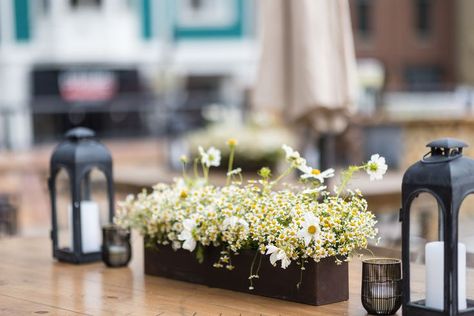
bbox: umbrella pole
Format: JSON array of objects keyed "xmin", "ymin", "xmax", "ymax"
[{"xmin": 319, "ymin": 133, "xmax": 336, "ymax": 170}]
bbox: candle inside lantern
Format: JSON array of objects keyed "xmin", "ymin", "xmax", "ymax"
[
  {"xmin": 69, "ymin": 201, "xmax": 102, "ymax": 253},
  {"xmin": 425, "ymin": 241, "xmax": 466, "ymax": 310}
]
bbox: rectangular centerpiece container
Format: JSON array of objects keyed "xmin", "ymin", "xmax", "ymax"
[{"xmin": 144, "ymin": 242, "xmax": 349, "ymax": 306}]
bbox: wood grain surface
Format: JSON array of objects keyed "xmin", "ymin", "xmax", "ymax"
[{"xmin": 0, "ymin": 235, "xmax": 404, "ymax": 316}]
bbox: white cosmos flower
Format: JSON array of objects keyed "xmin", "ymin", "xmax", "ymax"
[
  {"xmin": 266, "ymin": 245, "xmax": 291, "ymax": 269},
  {"xmin": 226, "ymin": 167, "xmax": 242, "ymax": 176},
  {"xmin": 198, "ymin": 146, "xmax": 221, "ymax": 168},
  {"xmin": 366, "ymin": 154, "xmax": 388, "ymax": 181},
  {"xmin": 178, "ymin": 218, "xmax": 197, "ymax": 252},
  {"xmin": 281, "ymin": 144, "xmax": 306, "ymax": 168},
  {"xmin": 298, "ymin": 212, "xmax": 321, "ymax": 246},
  {"xmin": 222, "ymin": 216, "xmax": 249, "ymax": 231},
  {"xmin": 302, "ymin": 186, "xmax": 327, "ymax": 195},
  {"xmin": 299, "ymin": 165, "xmax": 335, "ymax": 183}
]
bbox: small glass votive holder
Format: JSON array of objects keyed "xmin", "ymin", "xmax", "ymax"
[
  {"xmin": 102, "ymin": 224, "xmax": 132, "ymax": 268},
  {"xmin": 361, "ymin": 258, "xmax": 402, "ymax": 315}
]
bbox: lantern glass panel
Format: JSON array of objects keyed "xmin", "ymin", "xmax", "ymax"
[
  {"xmin": 55, "ymin": 168, "xmax": 73, "ymax": 251},
  {"xmin": 408, "ymin": 192, "xmax": 443, "ymax": 308},
  {"xmin": 457, "ymin": 194, "xmax": 474, "ymax": 310}
]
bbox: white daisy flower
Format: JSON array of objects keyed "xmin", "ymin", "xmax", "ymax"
[
  {"xmin": 266, "ymin": 245, "xmax": 291, "ymax": 269},
  {"xmin": 178, "ymin": 218, "xmax": 197, "ymax": 252},
  {"xmin": 366, "ymin": 154, "xmax": 388, "ymax": 181},
  {"xmin": 298, "ymin": 212, "xmax": 321, "ymax": 246},
  {"xmin": 281, "ymin": 144, "xmax": 306, "ymax": 168},
  {"xmin": 299, "ymin": 165, "xmax": 335, "ymax": 183},
  {"xmin": 226, "ymin": 167, "xmax": 242, "ymax": 177},
  {"xmin": 199, "ymin": 146, "xmax": 221, "ymax": 168}
]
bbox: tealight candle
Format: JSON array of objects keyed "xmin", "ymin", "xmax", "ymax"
[
  {"xmin": 102, "ymin": 225, "xmax": 131, "ymax": 267},
  {"xmin": 361, "ymin": 258, "xmax": 402, "ymax": 315}
]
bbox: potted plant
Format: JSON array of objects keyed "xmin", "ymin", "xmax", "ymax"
[{"xmin": 116, "ymin": 140, "xmax": 387, "ymax": 306}]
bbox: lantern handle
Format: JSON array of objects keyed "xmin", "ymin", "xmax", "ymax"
[
  {"xmin": 65, "ymin": 127, "xmax": 95, "ymax": 141},
  {"xmin": 422, "ymin": 150, "xmax": 463, "ymax": 164},
  {"xmin": 422, "ymin": 138, "xmax": 467, "ymax": 164}
]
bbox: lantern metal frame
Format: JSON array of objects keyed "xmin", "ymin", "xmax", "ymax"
[
  {"xmin": 401, "ymin": 138, "xmax": 474, "ymax": 315},
  {"xmin": 48, "ymin": 127, "xmax": 115, "ymax": 264}
]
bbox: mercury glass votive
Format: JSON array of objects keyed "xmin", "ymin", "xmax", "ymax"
[
  {"xmin": 102, "ymin": 224, "xmax": 131, "ymax": 267},
  {"xmin": 361, "ymin": 258, "xmax": 402, "ymax": 315}
]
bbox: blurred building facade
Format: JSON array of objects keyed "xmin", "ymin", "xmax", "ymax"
[
  {"xmin": 456, "ymin": 0, "xmax": 474, "ymax": 87},
  {"xmin": 349, "ymin": 0, "xmax": 455, "ymax": 92},
  {"xmin": 0, "ymin": 0, "xmax": 257, "ymax": 149},
  {"xmin": 1, "ymin": 0, "xmax": 473, "ymax": 150}
]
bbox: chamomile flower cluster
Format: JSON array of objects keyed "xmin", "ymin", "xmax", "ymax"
[{"xmin": 116, "ymin": 142, "xmax": 385, "ymax": 288}]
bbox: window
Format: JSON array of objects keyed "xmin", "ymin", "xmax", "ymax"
[
  {"xmin": 416, "ymin": 0, "xmax": 432, "ymax": 38},
  {"xmin": 405, "ymin": 65, "xmax": 442, "ymax": 91},
  {"xmin": 356, "ymin": 0, "xmax": 372, "ymax": 38},
  {"xmin": 41, "ymin": 0, "xmax": 51, "ymax": 15}
]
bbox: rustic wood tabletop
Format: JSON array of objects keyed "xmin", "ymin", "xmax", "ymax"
[{"xmin": 0, "ymin": 234, "xmax": 407, "ymax": 316}]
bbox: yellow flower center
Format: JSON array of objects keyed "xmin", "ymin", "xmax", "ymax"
[
  {"xmin": 307, "ymin": 225, "xmax": 317, "ymax": 234},
  {"xmin": 180, "ymin": 190, "xmax": 188, "ymax": 199},
  {"xmin": 311, "ymin": 169, "xmax": 321, "ymax": 175},
  {"xmin": 369, "ymin": 162, "xmax": 378, "ymax": 172},
  {"xmin": 227, "ymin": 138, "xmax": 238, "ymax": 146}
]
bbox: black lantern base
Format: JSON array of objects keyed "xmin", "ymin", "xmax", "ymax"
[
  {"xmin": 404, "ymin": 300, "xmax": 474, "ymax": 316},
  {"xmin": 54, "ymin": 248, "xmax": 102, "ymax": 264}
]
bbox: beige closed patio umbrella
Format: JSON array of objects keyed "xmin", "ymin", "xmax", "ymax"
[{"xmin": 253, "ymin": 0, "xmax": 358, "ymax": 168}]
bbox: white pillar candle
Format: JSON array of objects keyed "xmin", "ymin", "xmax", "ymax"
[
  {"xmin": 425, "ymin": 241, "xmax": 466, "ymax": 310},
  {"xmin": 69, "ymin": 201, "xmax": 102, "ymax": 253}
]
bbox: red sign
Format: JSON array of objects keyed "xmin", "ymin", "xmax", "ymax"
[{"xmin": 58, "ymin": 70, "xmax": 117, "ymax": 102}]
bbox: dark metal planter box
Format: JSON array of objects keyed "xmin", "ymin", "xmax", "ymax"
[{"xmin": 144, "ymin": 243, "xmax": 349, "ymax": 306}]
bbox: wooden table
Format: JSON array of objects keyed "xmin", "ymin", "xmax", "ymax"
[{"xmin": 0, "ymin": 236, "xmax": 400, "ymax": 316}]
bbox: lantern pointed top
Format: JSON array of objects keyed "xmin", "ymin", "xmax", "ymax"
[
  {"xmin": 65, "ymin": 127, "xmax": 95, "ymax": 141},
  {"xmin": 426, "ymin": 138, "xmax": 468, "ymax": 150}
]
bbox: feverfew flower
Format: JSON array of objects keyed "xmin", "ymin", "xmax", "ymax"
[
  {"xmin": 299, "ymin": 165, "xmax": 335, "ymax": 183},
  {"xmin": 298, "ymin": 213, "xmax": 321, "ymax": 246},
  {"xmin": 178, "ymin": 218, "xmax": 197, "ymax": 252},
  {"xmin": 199, "ymin": 146, "xmax": 221, "ymax": 168},
  {"xmin": 302, "ymin": 186, "xmax": 327, "ymax": 195},
  {"xmin": 282, "ymin": 144, "xmax": 306, "ymax": 168},
  {"xmin": 266, "ymin": 245, "xmax": 291, "ymax": 269},
  {"xmin": 226, "ymin": 168, "xmax": 242, "ymax": 177},
  {"xmin": 222, "ymin": 216, "xmax": 249, "ymax": 231},
  {"xmin": 180, "ymin": 155, "xmax": 188, "ymax": 164},
  {"xmin": 227, "ymin": 138, "xmax": 238, "ymax": 147},
  {"xmin": 366, "ymin": 154, "xmax": 388, "ymax": 181}
]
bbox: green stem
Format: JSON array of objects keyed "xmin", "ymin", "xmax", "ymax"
[
  {"xmin": 296, "ymin": 258, "xmax": 305, "ymax": 290},
  {"xmin": 248, "ymin": 251, "xmax": 259, "ymax": 290},
  {"xmin": 271, "ymin": 166, "xmax": 294, "ymax": 188},
  {"xmin": 255, "ymin": 252, "xmax": 263, "ymax": 276},
  {"xmin": 226, "ymin": 146, "xmax": 235, "ymax": 186},
  {"xmin": 181, "ymin": 162, "xmax": 188, "ymax": 180},
  {"xmin": 202, "ymin": 162, "xmax": 209, "ymax": 183},
  {"xmin": 193, "ymin": 158, "xmax": 200, "ymax": 178},
  {"xmin": 336, "ymin": 165, "xmax": 365, "ymax": 198}
]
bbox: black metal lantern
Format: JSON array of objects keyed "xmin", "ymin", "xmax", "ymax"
[
  {"xmin": 401, "ymin": 138, "xmax": 474, "ymax": 315},
  {"xmin": 48, "ymin": 127, "xmax": 115, "ymax": 264}
]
